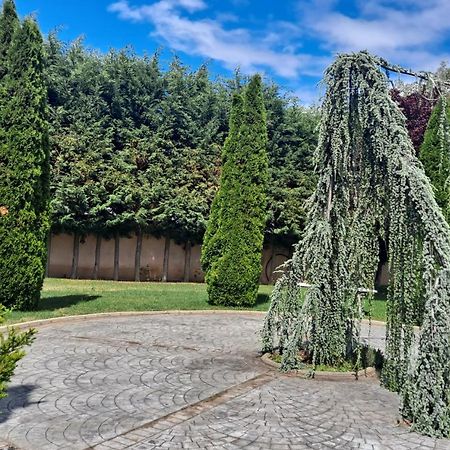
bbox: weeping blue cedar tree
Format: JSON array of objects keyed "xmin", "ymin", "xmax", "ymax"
[{"xmin": 262, "ymin": 51, "xmax": 450, "ymax": 438}]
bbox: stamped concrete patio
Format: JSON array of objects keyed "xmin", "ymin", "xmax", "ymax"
[{"xmin": 0, "ymin": 313, "xmax": 448, "ymax": 450}]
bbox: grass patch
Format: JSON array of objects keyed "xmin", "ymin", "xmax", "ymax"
[{"xmin": 4, "ymin": 278, "xmax": 387, "ymax": 325}]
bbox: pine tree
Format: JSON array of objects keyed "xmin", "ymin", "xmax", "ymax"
[
  {"xmin": 205, "ymin": 75, "xmax": 269, "ymax": 306},
  {"xmin": 419, "ymin": 97, "xmax": 450, "ymax": 219},
  {"xmin": 0, "ymin": 16, "xmax": 50, "ymax": 310}
]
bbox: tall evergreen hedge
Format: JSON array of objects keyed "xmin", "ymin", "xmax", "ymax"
[
  {"xmin": 419, "ymin": 97, "xmax": 450, "ymax": 219},
  {"xmin": 203, "ymin": 75, "xmax": 268, "ymax": 306},
  {"xmin": 0, "ymin": 12, "xmax": 50, "ymax": 310}
]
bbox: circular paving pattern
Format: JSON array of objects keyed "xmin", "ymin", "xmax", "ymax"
[{"xmin": 0, "ymin": 313, "xmax": 448, "ymax": 450}]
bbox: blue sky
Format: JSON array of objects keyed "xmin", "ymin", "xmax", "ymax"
[{"xmin": 15, "ymin": 0, "xmax": 450, "ymax": 104}]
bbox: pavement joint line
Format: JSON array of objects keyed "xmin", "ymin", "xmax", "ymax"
[{"xmin": 89, "ymin": 370, "xmax": 277, "ymax": 450}]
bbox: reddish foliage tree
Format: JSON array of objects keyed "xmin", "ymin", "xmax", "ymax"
[{"xmin": 391, "ymin": 89, "xmax": 437, "ymax": 154}]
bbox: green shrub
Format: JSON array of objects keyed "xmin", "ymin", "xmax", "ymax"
[
  {"xmin": 203, "ymin": 75, "xmax": 268, "ymax": 306},
  {"xmin": 0, "ymin": 5, "xmax": 50, "ymax": 310},
  {"xmin": 0, "ymin": 305, "xmax": 35, "ymax": 399}
]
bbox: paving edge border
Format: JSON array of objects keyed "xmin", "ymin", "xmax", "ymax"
[
  {"xmin": 1, "ymin": 311, "xmax": 389, "ymax": 332},
  {"xmin": 261, "ymin": 353, "xmax": 378, "ymax": 380},
  {"xmin": 0, "ymin": 310, "xmax": 269, "ymax": 332}
]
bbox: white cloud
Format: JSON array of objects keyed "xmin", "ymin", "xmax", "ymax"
[
  {"xmin": 300, "ymin": 0, "xmax": 450, "ymax": 71},
  {"xmin": 108, "ymin": 0, "xmax": 327, "ymax": 79}
]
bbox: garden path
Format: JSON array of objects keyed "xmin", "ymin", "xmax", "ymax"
[{"xmin": 0, "ymin": 313, "xmax": 448, "ymax": 450}]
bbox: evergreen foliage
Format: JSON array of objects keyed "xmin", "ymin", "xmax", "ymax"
[
  {"xmin": 419, "ymin": 97, "xmax": 450, "ymax": 219},
  {"xmin": 0, "ymin": 0, "xmax": 17, "ymax": 79},
  {"xmin": 205, "ymin": 75, "xmax": 269, "ymax": 306},
  {"xmin": 0, "ymin": 14, "xmax": 50, "ymax": 310},
  {"xmin": 262, "ymin": 51, "xmax": 450, "ymax": 437},
  {"xmin": 0, "ymin": 306, "xmax": 36, "ymax": 399},
  {"xmin": 201, "ymin": 93, "xmax": 243, "ymax": 276},
  {"xmin": 44, "ymin": 36, "xmax": 317, "ymax": 245}
]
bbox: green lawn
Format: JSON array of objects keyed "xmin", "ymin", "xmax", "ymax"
[{"xmin": 4, "ymin": 278, "xmax": 387, "ymax": 325}]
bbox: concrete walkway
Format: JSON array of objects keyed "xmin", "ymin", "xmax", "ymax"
[{"xmin": 0, "ymin": 313, "xmax": 448, "ymax": 450}]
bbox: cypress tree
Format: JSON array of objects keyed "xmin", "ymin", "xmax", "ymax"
[
  {"xmin": 0, "ymin": 16, "xmax": 50, "ymax": 310},
  {"xmin": 0, "ymin": 0, "xmax": 18, "ymax": 80},
  {"xmin": 205, "ymin": 75, "xmax": 269, "ymax": 306},
  {"xmin": 419, "ymin": 97, "xmax": 450, "ymax": 219},
  {"xmin": 201, "ymin": 93, "xmax": 243, "ymax": 275}
]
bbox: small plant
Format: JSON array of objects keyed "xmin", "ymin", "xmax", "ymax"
[{"xmin": 0, "ymin": 306, "xmax": 36, "ymax": 399}]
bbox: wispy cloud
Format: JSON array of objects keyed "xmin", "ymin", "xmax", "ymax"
[
  {"xmin": 108, "ymin": 0, "xmax": 450, "ymax": 104},
  {"xmin": 300, "ymin": 0, "xmax": 450, "ymax": 70},
  {"xmin": 108, "ymin": 0, "xmax": 327, "ymax": 78}
]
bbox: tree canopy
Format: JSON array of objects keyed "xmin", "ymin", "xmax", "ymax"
[{"xmin": 45, "ymin": 36, "xmax": 318, "ymax": 245}]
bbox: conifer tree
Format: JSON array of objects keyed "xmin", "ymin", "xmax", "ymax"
[
  {"xmin": 205, "ymin": 75, "xmax": 268, "ymax": 306},
  {"xmin": 0, "ymin": 16, "xmax": 50, "ymax": 310},
  {"xmin": 201, "ymin": 93, "xmax": 243, "ymax": 275},
  {"xmin": 419, "ymin": 97, "xmax": 450, "ymax": 219},
  {"xmin": 0, "ymin": 0, "xmax": 18, "ymax": 80},
  {"xmin": 262, "ymin": 52, "xmax": 450, "ymax": 437}
]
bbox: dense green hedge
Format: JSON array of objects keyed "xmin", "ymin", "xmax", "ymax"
[{"xmin": 44, "ymin": 37, "xmax": 318, "ymax": 246}]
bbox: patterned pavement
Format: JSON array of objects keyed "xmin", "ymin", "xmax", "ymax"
[{"xmin": 0, "ymin": 313, "xmax": 448, "ymax": 450}]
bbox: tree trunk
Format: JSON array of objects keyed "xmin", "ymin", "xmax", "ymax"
[
  {"xmin": 45, "ymin": 232, "xmax": 52, "ymax": 277},
  {"xmin": 70, "ymin": 233, "xmax": 80, "ymax": 279},
  {"xmin": 135, "ymin": 229, "xmax": 143, "ymax": 282},
  {"xmin": 93, "ymin": 234, "xmax": 102, "ymax": 280},
  {"xmin": 162, "ymin": 236, "xmax": 170, "ymax": 282},
  {"xmin": 184, "ymin": 241, "xmax": 191, "ymax": 282},
  {"xmin": 113, "ymin": 232, "xmax": 120, "ymax": 281}
]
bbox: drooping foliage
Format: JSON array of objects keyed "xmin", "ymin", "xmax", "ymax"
[
  {"xmin": 0, "ymin": 10, "xmax": 50, "ymax": 310},
  {"xmin": 262, "ymin": 51, "xmax": 450, "ymax": 437},
  {"xmin": 44, "ymin": 36, "xmax": 317, "ymax": 245},
  {"xmin": 419, "ymin": 96, "xmax": 450, "ymax": 220},
  {"xmin": 204, "ymin": 75, "xmax": 269, "ymax": 306}
]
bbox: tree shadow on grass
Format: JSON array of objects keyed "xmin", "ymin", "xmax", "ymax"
[
  {"xmin": 255, "ymin": 292, "xmax": 270, "ymax": 306},
  {"xmin": 36, "ymin": 295, "xmax": 101, "ymax": 312}
]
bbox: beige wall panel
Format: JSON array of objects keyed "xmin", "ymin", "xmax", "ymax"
[
  {"xmin": 189, "ymin": 245, "xmax": 204, "ymax": 282},
  {"xmin": 259, "ymin": 245, "xmax": 273, "ymax": 284},
  {"xmin": 77, "ymin": 234, "xmax": 97, "ymax": 279},
  {"xmin": 47, "ymin": 233, "xmax": 285, "ymax": 284},
  {"xmin": 119, "ymin": 235, "xmax": 137, "ymax": 281},
  {"xmin": 48, "ymin": 233, "xmax": 73, "ymax": 278},
  {"xmin": 168, "ymin": 240, "xmax": 185, "ymax": 281},
  {"xmin": 98, "ymin": 237, "xmax": 115, "ymax": 280},
  {"xmin": 140, "ymin": 235, "xmax": 165, "ymax": 281}
]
